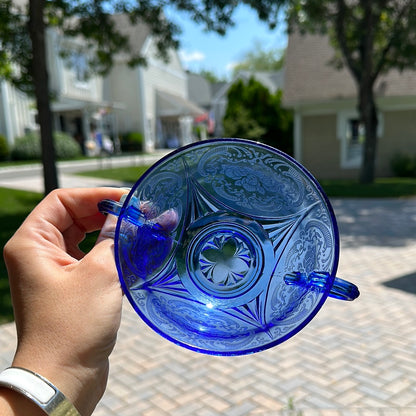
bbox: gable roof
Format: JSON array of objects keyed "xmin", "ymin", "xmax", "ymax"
[
  {"xmin": 187, "ymin": 72, "xmax": 212, "ymax": 108},
  {"xmin": 156, "ymin": 90, "xmax": 204, "ymax": 117},
  {"xmin": 238, "ymin": 70, "xmax": 285, "ymax": 93},
  {"xmin": 284, "ymin": 31, "xmax": 416, "ymax": 107},
  {"xmin": 111, "ymin": 14, "xmax": 151, "ymax": 58}
]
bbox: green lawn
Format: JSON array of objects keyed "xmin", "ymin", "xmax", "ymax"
[
  {"xmin": 77, "ymin": 165, "xmax": 151, "ymax": 183},
  {"xmin": 319, "ymin": 177, "xmax": 416, "ymax": 198}
]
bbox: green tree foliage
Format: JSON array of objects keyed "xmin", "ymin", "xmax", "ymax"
[
  {"xmin": 0, "ymin": 0, "xmax": 281, "ymax": 193},
  {"xmin": 232, "ymin": 42, "xmax": 285, "ymax": 75},
  {"xmin": 223, "ymin": 77, "xmax": 293, "ymax": 155},
  {"xmin": 283, "ymin": 0, "xmax": 416, "ymax": 183},
  {"xmin": 197, "ymin": 69, "xmax": 226, "ymax": 84}
]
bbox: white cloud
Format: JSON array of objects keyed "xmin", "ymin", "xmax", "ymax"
[
  {"xmin": 179, "ymin": 50, "xmax": 206, "ymax": 63},
  {"xmin": 226, "ymin": 61, "xmax": 238, "ymax": 72}
]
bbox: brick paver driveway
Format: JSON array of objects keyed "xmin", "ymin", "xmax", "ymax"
[{"xmin": 1, "ymin": 197, "xmax": 415, "ymax": 416}]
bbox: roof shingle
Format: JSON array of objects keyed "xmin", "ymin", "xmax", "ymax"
[{"xmin": 284, "ymin": 31, "xmax": 416, "ymax": 106}]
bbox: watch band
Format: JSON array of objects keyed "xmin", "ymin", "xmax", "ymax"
[{"xmin": 0, "ymin": 367, "xmax": 80, "ymax": 416}]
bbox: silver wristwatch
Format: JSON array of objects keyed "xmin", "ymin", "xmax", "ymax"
[{"xmin": 0, "ymin": 367, "xmax": 80, "ymax": 415}]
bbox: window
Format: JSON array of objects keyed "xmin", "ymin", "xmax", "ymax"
[
  {"xmin": 71, "ymin": 52, "xmax": 88, "ymax": 83},
  {"xmin": 337, "ymin": 111, "xmax": 364, "ymax": 168},
  {"xmin": 345, "ymin": 118, "xmax": 364, "ymax": 167},
  {"xmin": 337, "ymin": 110, "xmax": 383, "ymax": 169}
]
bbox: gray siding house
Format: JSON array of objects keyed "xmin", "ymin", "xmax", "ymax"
[{"xmin": 284, "ymin": 32, "xmax": 416, "ymax": 179}]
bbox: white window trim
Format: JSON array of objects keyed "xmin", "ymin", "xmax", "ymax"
[
  {"xmin": 336, "ymin": 110, "xmax": 383, "ymax": 169},
  {"xmin": 294, "ymin": 112, "xmax": 302, "ymax": 162}
]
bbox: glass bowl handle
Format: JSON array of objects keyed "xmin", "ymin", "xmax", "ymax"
[
  {"xmin": 98, "ymin": 198, "xmax": 125, "ymax": 217},
  {"xmin": 98, "ymin": 197, "xmax": 165, "ymax": 229},
  {"xmin": 98, "ymin": 198, "xmax": 175, "ymax": 279},
  {"xmin": 284, "ymin": 271, "xmax": 360, "ymax": 301}
]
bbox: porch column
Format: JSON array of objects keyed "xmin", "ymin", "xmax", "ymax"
[
  {"xmin": 179, "ymin": 116, "xmax": 193, "ymax": 146},
  {"xmin": 0, "ymin": 81, "xmax": 14, "ymax": 145},
  {"xmin": 81, "ymin": 108, "xmax": 90, "ymax": 144},
  {"xmin": 294, "ymin": 112, "xmax": 302, "ymax": 162}
]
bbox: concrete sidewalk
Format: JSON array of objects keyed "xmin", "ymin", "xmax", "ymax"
[
  {"xmin": 0, "ymin": 150, "xmax": 170, "ymax": 192},
  {"xmin": 0, "ymin": 173, "xmax": 126, "ymax": 193},
  {"xmin": 0, "ymin": 156, "xmax": 415, "ymax": 415}
]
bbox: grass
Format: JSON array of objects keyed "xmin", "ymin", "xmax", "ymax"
[
  {"xmin": 77, "ymin": 165, "xmax": 151, "ymax": 183},
  {"xmin": 319, "ymin": 177, "xmax": 416, "ymax": 198}
]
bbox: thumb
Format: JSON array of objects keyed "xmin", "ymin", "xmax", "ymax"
[{"xmin": 95, "ymin": 214, "xmax": 118, "ymax": 245}]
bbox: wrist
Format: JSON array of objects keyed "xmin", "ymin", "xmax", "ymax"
[
  {"xmin": 11, "ymin": 353, "xmax": 107, "ymax": 416},
  {"xmin": 0, "ymin": 367, "xmax": 80, "ymax": 416}
]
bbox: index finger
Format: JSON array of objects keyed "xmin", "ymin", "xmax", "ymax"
[{"xmin": 23, "ymin": 187, "xmax": 127, "ymax": 235}]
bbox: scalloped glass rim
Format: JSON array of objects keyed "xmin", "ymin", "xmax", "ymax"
[{"xmin": 114, "ymin": 138, "xmax": 340, "ymax": 356}]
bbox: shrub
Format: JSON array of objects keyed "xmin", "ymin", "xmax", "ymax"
[
  {"xmin": 0, "ymin": 134, "xmax": 10, "ymax": 161},
  {"xmin": 120, "ymin": 131, "xmax": 143, "ymax": 152},
  {"xmin": 391, "ymin": 153, "xmax": 416, "ymax": 177},
  {"xmin": 11, "ymin": 132, "xmax": 41, "ymax": 160},
  {"xmin": 12, "ymin": 131, "xmax": 82, "ymax": 161},
  {"xmin": 54, "ymin": 131, "xmax": 82, "ymax": 159}
]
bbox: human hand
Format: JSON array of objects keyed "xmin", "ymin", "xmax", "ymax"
[{"xmin": 2, "ymin": 187, "xmax": 127, "ymax": 415}]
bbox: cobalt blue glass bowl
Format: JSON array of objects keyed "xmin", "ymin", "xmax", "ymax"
[{"xmin": 99, "ymin": 138, "xmax": 359, "ymax": 355}]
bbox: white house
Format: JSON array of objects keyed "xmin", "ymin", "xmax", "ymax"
[
  {"xmin": 0, "ymin": 80, "xmax": 36, "ymax": 144},
  {"xmin": 0, "ymin": 26, "xmax": 120, "ymax": 154},
  {"xmin": 105, "ymin": 15, "xmax": 204, "ymax": 152},
  {"xmin": 0, "ymin": 0, "xmax": 37, "ymax": 145},
  {"xmin": 47, "ymin": 28, "xmax": 118, "ymax": 155},
  {"xmin": 0, "ymin": 14, "xmax": 203, "ymax": 153}
]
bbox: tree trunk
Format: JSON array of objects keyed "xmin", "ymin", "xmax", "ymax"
[
  {"xmin": 28, "ymin": 0, "xmax": 59, "ymax": 194},
  {"xmin": 357, "ymin": 1, "xmax": 378, "ymax": 184},
  {"xmin": 358, "ymin": 83, "xmax": 378, "ymax": 184}
]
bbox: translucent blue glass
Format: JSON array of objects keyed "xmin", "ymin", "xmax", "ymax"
[{"xmin": 99, "ymin": 138, "xmax": 359, "ymax": 355}]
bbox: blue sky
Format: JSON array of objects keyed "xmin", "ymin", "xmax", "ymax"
[{"xmin": 167, "ymin": 5, "xmax": 287, "ymax": 80}]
